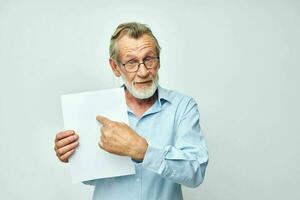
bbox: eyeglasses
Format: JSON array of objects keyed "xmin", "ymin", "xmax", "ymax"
[{"xmin": 119, "ymin": 56, "xmax": 160, "ymax": 73}]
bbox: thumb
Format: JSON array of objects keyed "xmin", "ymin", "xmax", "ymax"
[{"xmin": 96, "ymin": 115, "xmax": 113, "ymax": 126}]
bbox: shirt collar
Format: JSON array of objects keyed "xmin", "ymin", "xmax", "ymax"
[{"xmin": 157, "ymin": 85, "xmax": 172, "ymax": 107}]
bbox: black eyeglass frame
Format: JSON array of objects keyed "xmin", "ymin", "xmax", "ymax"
[{"xmin": 118, "ymin": 56, "xmax": 160, "ymax": 73}]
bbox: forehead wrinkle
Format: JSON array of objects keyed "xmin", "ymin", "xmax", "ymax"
[
  {"xmin": 123, "ymin": 42, "xmax": 154, "ymax": 57},
  {"xmin": 119, "ymin": 35, "xmax": 156, "ymax": 59}
]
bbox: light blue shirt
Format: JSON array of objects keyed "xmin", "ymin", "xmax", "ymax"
[{"xmin": 84, "ymin": 86, "xmax": 209, "ymax": 200}]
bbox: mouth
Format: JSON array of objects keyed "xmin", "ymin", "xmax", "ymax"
[{"xmin": 134, "ymin": 80, "xmax": 153, "ymax": 85}]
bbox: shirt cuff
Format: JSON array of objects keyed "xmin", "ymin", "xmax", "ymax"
[{"xmin": 142, "ymin": 145, "xmax": 165, "ymax": 172}]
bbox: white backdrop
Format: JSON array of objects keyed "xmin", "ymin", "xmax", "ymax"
[{"xmin": 0, "ymin": 0, "xmax": 299, "ymax": 199}]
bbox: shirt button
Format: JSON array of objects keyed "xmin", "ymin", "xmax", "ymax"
[
  {"xmin": 136, "ymin": 178, "xmax": 140, "ymax": 182},
  {"xmin": 171, "ymin": 170, "xmax": 176, "ymax": 177}
]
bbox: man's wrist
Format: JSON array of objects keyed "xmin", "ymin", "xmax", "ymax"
[{"xmin": 131, "ymin": 138, "xmax": 148, "ymax": 161}]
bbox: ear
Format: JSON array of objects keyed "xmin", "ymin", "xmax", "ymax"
[
  {"xmin": 109, "ymin": 58, "xmax": 121, "ymax": 77},
  {"xmin": 157, "ymin": 61, "xmax": 160, "ymax": 70}
]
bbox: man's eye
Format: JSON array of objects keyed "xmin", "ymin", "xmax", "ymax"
[
  {"xmin": 128, "ymin": 60, "xmax": 137, "ymax": 64},
  {"xmin": 144, "ymin": 57, "xmax": 153, "ymax": 61}
]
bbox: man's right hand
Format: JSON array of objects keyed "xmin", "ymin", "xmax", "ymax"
[{"xmin": 54, "ymin": 130, "xmax": 79, "ymax": 163}]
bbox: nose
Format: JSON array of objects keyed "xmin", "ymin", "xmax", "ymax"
[{"xmin": 136, "ymin": 63, "xmax": 149, "ymax": 78}]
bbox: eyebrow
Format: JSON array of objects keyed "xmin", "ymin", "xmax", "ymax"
[{"xmin": 124, "ymin": 50, "xmax": 156, "ymax": 60}]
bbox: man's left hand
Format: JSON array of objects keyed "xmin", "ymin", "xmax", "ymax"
[{"xmin": 96, "ymin": 115, "xmax": 148, "ymax": 161}]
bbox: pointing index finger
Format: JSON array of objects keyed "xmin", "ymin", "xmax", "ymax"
[{"xmin": 96, "ymin": 115, "xmax": 113, "ymax": 127}]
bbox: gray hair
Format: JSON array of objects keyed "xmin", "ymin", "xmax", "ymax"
[{"xmin": 109, "ymin": 22, "xmax": 161, "ymax": 61}]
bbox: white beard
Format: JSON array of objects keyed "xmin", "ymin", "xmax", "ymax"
[{"xmin": 121, "ymin": 74, "xmax": 159, "ymax": 99}]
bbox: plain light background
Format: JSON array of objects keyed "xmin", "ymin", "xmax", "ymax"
[{"xmin": 0, "ymin": 0, "xmax": 299, "ymax": 199}]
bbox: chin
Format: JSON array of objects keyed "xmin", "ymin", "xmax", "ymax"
[
  {"xmin": 121, "ymin": 74, "xmax": 159, "ymax": 99},
  {"xmin": 135, "ymin": 84, "xmax": 152, "ymax": 90},
  {"xmin": 129, "ymin": 82, "xmax": 158, "ymax": 99}
]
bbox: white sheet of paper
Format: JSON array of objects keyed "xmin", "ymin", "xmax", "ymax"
[{"xmin": 61, "ymin": 88, "xmax": 135, "ymax": 183}]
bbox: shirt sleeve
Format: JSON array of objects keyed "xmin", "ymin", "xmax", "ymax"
[{"xmin": 142, "ymin": 98, "xmax": 209, "ymax": 188}]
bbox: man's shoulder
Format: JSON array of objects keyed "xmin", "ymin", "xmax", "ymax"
[{"xmin": 158, "ymin": 86, "xmax": 196, "ymax": 105}]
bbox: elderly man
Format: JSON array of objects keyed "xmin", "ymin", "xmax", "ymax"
[{"xmin": 54, "ymin": 22, "xmax": 208, "ymax": 200}]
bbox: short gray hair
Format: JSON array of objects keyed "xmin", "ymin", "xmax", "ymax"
[{"xmin": 109, "ymin": 22, "xmax": 161, "ymax": 61}]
